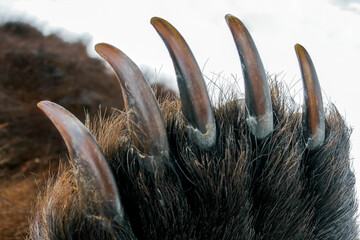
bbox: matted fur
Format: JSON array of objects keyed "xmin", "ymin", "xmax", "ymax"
[{"xmin": 29, "ymin": 79, "xmax": 357, "ymax": 239}]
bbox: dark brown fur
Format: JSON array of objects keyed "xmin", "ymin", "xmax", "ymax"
[
  {"xmin": 29, "ymin": 78, "xmax": 357, "ymax": 239},
  {"xmin": 0, "ymin": 21, "xmax": 357, "ymax": 239}
]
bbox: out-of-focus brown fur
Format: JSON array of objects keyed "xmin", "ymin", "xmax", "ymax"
[
  {"xmin": 0, "ymin": 22, "xmax": 125, "ymax": 172},
  {"xmin": 0, "ymin": 22, "xmax": 117, "ymax": 239},
  {"xmin": 0, "ymin": 22, "xmax": 174, "ymax": 239}
]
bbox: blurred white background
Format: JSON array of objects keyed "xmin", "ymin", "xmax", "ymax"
[{"xmin": 1, "ymin": 0, "xmax": 360, "ymax": 199}]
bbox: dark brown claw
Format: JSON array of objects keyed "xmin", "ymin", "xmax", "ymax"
[
  {"xmin": 37, "ymin": 101, "xmax": 124, "ymax": 218},
  {"xmin": 225, "ymin": 14, "xmax": 273, "ymax": 139},
  {"xmin": 95, "ymin": 43, "xmax": 169, "ymax": 165},
  {"xmin": 151, "ymin": 17, "xmax": 216, "ymax": 149},
  {"xmin": 295, "ymin": 44, "xmax": 325, "ymax": 150}
]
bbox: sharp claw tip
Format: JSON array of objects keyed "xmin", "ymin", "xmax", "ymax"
[
  {"xmin": 94, "ymin": 43, "xmax": 120, "ymax": 62},
  {"xmin": 94, "ymin": 43, "xmax": 108, "ymax": 55},
  {"xmin": 37, "ymin": 101, "xmax": 44, "ymax": 108},
  {"xmin": 150, "ymin": 17, "xmax": 161, "ymax": 25},
  {"xmin": 294, "ymin": 43, "xmax": 306, "ymax": 55},
  {"xmin": 225, "ymin": 14, "xmax": 235, "ymax": 20},
  {"xmin": 224, "ymin": 14, "xmax": 245, "ymax": 30},
  {"xmin": 225, "ymin": 14, "xmax": 234, "ymax": 24},
  {"xmin": 37, "ymin": 100, "xmax": 51, "ymax": 111}
]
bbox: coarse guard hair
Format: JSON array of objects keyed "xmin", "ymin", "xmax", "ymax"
[{"xmin": 29, "ymin": 15, "xmax": 357, "ymax": 240}]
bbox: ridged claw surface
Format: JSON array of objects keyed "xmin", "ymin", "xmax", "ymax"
[
  {"xmin": 26, "ymin": 15, "xmax": 357, "ymax": 240},
  {"xmin": 295, "ymin": 44, "xmax": 325, "ymax": 150},
  {"xmin": 95, "ymin": 43, "xmax": 169, "ymax": 161},
  {"xmin": 37, "ymin": 100, "xmax": 124, "ymax": 219},
  {"xmin": 225, "ymin": 14, "xmax": 273, "ymax": 140},
  {"xmin": 151, "ymin": 17, "xmax": 216, "ymax": 149}
]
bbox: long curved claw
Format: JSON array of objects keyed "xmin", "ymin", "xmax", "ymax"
[
  {"xmin": 95, "ymin": 43, "xmax": 169, "ymax": 163},
  {"xmin": 225, "ymin": 14, "xmax": 273, "ymax": 139},
  {"xmin": 295, "ymin": 44, "xmax": 325, "ymax": 150},
  {"xmin": 151, "ymin": 17, "xmax": 216, "ymax": 149},
  {"xmin": 37, "ymin": 101, "xmax": 124, "ymax": 219}
]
